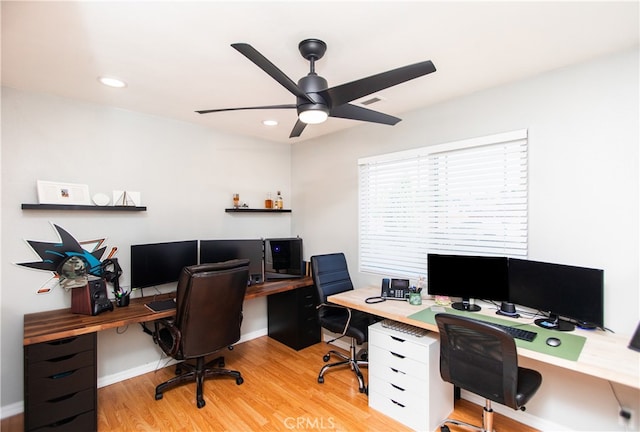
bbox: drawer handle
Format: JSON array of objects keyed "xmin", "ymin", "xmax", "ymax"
[
  {"xmin": 389, "ymin": 367, "xmax": 406, "ymax": 375},
  {"xmin": 50, "ymin": 370, "xmax": 76, "ymax": 380},
  {"xmin": 47, "ymin": 354, "xmax": 76, "ymax": 363},
  {"xmin": 49, "ymin": 414, "xmax": 79, "ymax": 427},
  {"xmin": 391, "ymin": 383, "xmax": 405, "ymax": 392},
  {"xmin": 391, "ymin": 336, "xmax": 406, "ymax": 342},
  {"xmin": 48, "ymin": 337, "xmax": 78, "ymax": 346},
  {"xmin": 391, "ymin": 399, "xmax": 405, "ymax": 408},
  {"xmin": 48, "ymin": 392, "xmax": 78, "ymax": 403},
  {"xmin": 390, "ymin": 351, "xmax": 405, "ymax": 359}
]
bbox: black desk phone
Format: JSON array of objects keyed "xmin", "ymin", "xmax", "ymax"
[{"xmin": 382, "ymin": 278, "xmax": 411, "ymax": 300}]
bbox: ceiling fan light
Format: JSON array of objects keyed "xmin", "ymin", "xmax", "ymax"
[{"xmin": 299, "ymin": 108, "xmax": 328, "ymax": 124}]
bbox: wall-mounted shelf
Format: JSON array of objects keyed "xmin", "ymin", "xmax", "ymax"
[
  {"xmin": 225, "ymin": 208, "xmax": 291, "ymax": 213},
  {"xmin": 21, "ymin": 204, "xmax": 147, "ymax": 211}
]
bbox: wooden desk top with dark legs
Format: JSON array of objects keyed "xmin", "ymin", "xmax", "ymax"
[{"xmin": 23, "ymin": 277, "xmax": 314, "ymax": 345}]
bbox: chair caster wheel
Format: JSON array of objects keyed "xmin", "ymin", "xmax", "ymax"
[
  {"xmin": 236, "ymin": 377, "xmax": 244, "ymax": 385},
  {"xmin": 323, "ymin": 354, "xmax": 330, "ymax": 362},
  {"xmin": 218, "ymin": 359, "xmax": 225, "ymax": 367},
  {"xmin": 197, "ymin": 399, "xmax": 205, "ymax": 409},
  {"xmin": 228, "ymin": 345, "xmax": 234, "ymax": 351},
  {"xmin": 440, "ymin": 426, "xmax": 450, "ymax": 432},
  {"xmin": 155, "ymin": 393, "xmax": 163, "ymax": 401},
  {"xmin": 318, "ymin": 376, "xmax": 324, "ymax": 384}
]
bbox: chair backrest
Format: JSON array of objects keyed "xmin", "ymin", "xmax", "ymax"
[
  {"xmin": 435, "ymin": 313, "xmax": 520, "ymax": 410},
  {"xmin": 175, "ymin": 259, "xmax": 249, "ymax": 359},
  {"xmin": 310, "ymin": 253, "xmax": 354, "ymax": 306}
]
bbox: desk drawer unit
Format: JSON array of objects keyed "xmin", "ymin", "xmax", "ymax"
[
  {"xmin": 368, "ymin": 322, "xmax": 452, "ymax": 432},
  {"xmin": 267, "ymin": 284, "xmax": 320, "ymax": 350},
  {"xmin": 24, "ymin": 333, "xmax": 97, "ymax": 432}
]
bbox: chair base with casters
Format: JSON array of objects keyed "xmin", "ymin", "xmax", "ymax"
[
  {"xmin": 155, "ymin": 348, "xmax": 244, "ymax": 409},
  {"xmin": 317, "ymin": 336, "xmax": 368, "ymax": 394},
  {"xmin": 439, "ymin": 399, "xmax": 496, "ymax": 432}
]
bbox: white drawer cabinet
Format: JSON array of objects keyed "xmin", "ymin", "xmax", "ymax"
[{"xmin": 368, "ymin": 322, "xmax": 453, "ymax": 432}]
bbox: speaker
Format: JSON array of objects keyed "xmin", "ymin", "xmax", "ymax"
[
  {"xmin": 71, "ymin": 278, "xmax": 113, "ymax": 315},
  {"xmin": 496, "ymin": 301, "xmax": 520, "ymax": 318}
]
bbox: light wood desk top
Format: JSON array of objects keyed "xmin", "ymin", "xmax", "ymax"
[
  {"xmin": 328, "ymin": 286, "xmax": 640, "ymax": 390},
  {"xmin": 24, "ymin": 277, "xmax": 313, "ymax": 346}
]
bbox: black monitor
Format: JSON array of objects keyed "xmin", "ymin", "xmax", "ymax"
[
  {"xmin": 427, "ymin": 253, "xmax": 509, "ymax": 312},
  {"xmin": 508, "ymin": 259, "xmax": 604, "ymax": 331},
  {"xmin": 264, "ymin": 238, "xmax": 304, "ymax": 280},
  {"xmin": 200, "ymin": 239, "xmax": 264, "ymax": 285},
  {"xmin": 130, "ymin": 240, "xmax": 198, "ymax": 289}
]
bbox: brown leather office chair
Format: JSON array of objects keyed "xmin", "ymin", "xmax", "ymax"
[
  {"xmin": 153, "ymin": 260, "xmax": 249, "ymax": 408},
  {"xmin": 311, "ymin": 253, "xmax": 375, "ymax": 394},
  {"xmin": 435, "ymin": 313, "xmax": 543, "ymax": 432}
]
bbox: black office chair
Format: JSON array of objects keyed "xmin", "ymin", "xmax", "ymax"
[
  {"xmin": 434, "ymin": 313, "xmax": 543, "ymax": 432},
  {"xmin": 311, "ymin": 253, "xmax": 374, "ymax": 394},
  {"xmin": 153, "ymin": 260, "xmax": 249, "ymax": 408}
]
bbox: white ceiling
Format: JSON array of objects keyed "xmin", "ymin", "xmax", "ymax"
[{"xmin": 2, "ymin": 1, "xmax": 638, "ymax": 144}]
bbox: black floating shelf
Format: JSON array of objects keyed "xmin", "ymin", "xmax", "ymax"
[
  {"xmin": 22, "ymin": 204, "xmax": 147, "ymax": 211},
  {"xmin": 225, "ymin": 208, "xmax": 291, "ymax": 213}
]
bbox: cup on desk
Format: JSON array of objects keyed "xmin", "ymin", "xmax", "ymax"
[
  {"xmin": 409, "ymin": 292, "xmax": 422, "ymax": 306},
  {"xmin": 116, "ymin": 293, "xmax": 130, "ymax": 307}
]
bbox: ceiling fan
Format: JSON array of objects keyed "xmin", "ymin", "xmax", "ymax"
[{"xmin": 196, "ymin": 39, "xmax": 436, "ymax": 138}]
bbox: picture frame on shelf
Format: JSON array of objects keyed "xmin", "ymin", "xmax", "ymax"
[{"xmin": 37, "ymin": 180, "xmax": 91, "ymax": 205}]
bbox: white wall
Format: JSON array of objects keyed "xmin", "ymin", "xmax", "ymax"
[
  {"xmin": 292, "ymin": 48, "xmax": 639, "ymax": 431},
  {"xmin": 0, "ymin": 88, "xmax": 294, "ymax": 411}
]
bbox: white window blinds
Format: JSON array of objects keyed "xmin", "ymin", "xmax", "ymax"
[{"xmin": 358, "ymin": 129, "xmax": 528, "ymax": 279}]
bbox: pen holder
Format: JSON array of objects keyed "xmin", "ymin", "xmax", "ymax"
[
  {"xmin": 116, "ymin": 293, "xmax": 130, "ymax": 307},
  {"xmin": 408, "ymin": 292, "xmax": 422, "ymax": 306}
]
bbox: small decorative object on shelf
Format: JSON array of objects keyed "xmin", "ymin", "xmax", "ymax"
[
  {"xmin": 265, "ymin": 192, "xmax": 273, "ymax": 209},
  {"xmin": 275, "ymin": 191, "xmax": 284, "ymax": 209},
  {"xmin": 233, "ymin": 193, "xmax": 240, "ymax": 208},
  {"xmin": 225, "ymin": 208, "xmax": 291, "ymax": 213}
]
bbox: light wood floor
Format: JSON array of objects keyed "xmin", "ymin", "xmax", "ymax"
[{"xmin": 2, "ymin": 336, "xmax": 538, "ymax": 431}]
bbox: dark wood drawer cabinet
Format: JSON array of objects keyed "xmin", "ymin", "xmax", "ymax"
[
  {"xmin": 267, "ymin": 284, "xmax": 320, "ymax": 350},
  {"xmin": 24, "ymin": 333, "xmax": 97, "ymax": 431}
]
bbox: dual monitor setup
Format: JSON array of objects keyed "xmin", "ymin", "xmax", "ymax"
[
  {"xmin": 130, "ymin": 238, "xmax": 304, "ymax": 290},
  {"xmin": 427, "ymin": 254, "xmax": 604, "ymax": 332}
]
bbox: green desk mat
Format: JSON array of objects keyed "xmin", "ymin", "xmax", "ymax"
[{"xmin": 408, "ymin": 306, "xmax": 586, "ymax": 361}]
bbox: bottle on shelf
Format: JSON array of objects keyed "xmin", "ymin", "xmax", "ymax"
[
  {"xmin": 275, "ymin": 191, "xmax": 283, "ymax": 209},
  {"xmin": 265, "ymin": 192, "xmax": 273, "ymax": 209}
]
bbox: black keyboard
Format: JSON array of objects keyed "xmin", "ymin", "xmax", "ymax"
[{"xmin": 489, "ymin": 321, "xmax": 537, "ymax": 342}]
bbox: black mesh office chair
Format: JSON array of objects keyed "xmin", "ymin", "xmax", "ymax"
[
  {"xmin": 153, "ymin": 260, "xmax": 249, "ymax": 408},
  {"xmin": 435, "ymin": 313, "xmax": 543, "ymax": 432},
  {"xmin": 311, "ymin": 253, "xmax": 374, "ymax": 394}
]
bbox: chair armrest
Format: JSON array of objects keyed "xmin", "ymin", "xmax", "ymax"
[
  {"xmin": 317, "ymin": 303, "xmax": 352, "ymax": 336},
  {"xmin": 153, "ymin": 319, "xmax": 181, "ymax": 357}
]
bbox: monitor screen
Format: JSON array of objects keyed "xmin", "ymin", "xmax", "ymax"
[
  {"xmin": 130, "ymin": 240, "xmax": 198, "ymax": 289},
  {"xmin": 427, "ymin": 253, "xmax": 509, "ymax": 312},
  {"xmin": 508, "ymin": 259, "xmax": 604, "ymax": 331},
  {"xmin": 200, "ymin": 239, "xmax": 264, "ymax": 285},
  {"xmin": 264, "ymin": 238, "xmax": 304, "ymax": 280}
]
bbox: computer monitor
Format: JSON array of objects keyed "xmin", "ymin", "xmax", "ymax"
[
  {"xmin": 508, "ymin": 259, "xmax": 604, "ymax": 331},
  {"xmin": 427, "ymin": 253, "xmax": 509, "ymax": 312},
  {"xmin": 199, "ymin": 239, "xmax": 264, "ymax": 285},
  {"xmin": 264, "ymin": 238, "xmax": 304, "ymax": 280},
  {"xmin": 130, "ymin": 240, "xmax": 198, "ymax": 289}
]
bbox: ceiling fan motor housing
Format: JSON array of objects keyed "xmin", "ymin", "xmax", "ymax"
[{"xmin": 297, "ymin": 74, "xmax": 330, "ymax": 116}]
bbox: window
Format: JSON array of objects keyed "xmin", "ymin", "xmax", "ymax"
[{"xmin": 358, "ymin": 129, "xmax": 528, "ymax": 279}]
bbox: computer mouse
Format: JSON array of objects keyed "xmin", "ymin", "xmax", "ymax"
[{"xmin": 546, "ymin": 337, "xmax": 561, "ymax": 347}]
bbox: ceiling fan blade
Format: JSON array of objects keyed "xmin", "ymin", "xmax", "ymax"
[
  {"xmin": 232, "ymin": 43, "xmax": 315, "ymax": 104},
  {"xmin": 329, "ymin": 104, "xmax": 401, "ymax": 125},
  {"xmin": 320, "ymin": 60, "xmax": 436, "ymax": 107},
  {"xmin": 195, "ymin": 104, "xmax": 296, "ymax": 114},
  {"xmin": 289, "ymin": 119, "xmax": 307, "ymax": 138}
]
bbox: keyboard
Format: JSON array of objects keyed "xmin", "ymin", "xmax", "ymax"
[
  {"xmin": 145, "ymin": 299, "xmax": 176, "ymax": 313},
  {"xmin": 489, "ymin": 321, "xmax": 537, "ymax": 342},
  {"xmin": 380, "ymin": 319, "xmax": 430, "ymax": 338}
]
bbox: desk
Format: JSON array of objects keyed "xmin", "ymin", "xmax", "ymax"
[
  {"xmin": 328, "ymin": 286, "xmax": 640, "ymax": 390},
  {"xmin": 23, "ymin": 277, "xmax": 315, "ymax": 431}
]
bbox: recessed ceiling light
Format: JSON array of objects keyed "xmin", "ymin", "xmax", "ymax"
[
  {"xmin": 98, "ymin": 76, "xmax": 127, "ymax": 88},
  {"xmin": 262, "ymin": 119, "xmax": 278, "ymax": 126}
]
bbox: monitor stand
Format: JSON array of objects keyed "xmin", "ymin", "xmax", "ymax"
[
  {"xmin": 451, "ymin": 298, "xmax": 481, "ymax": 312},
  {"xmin": 534, "ymin": 314, "xmax": 575, "ymax": 331}
]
